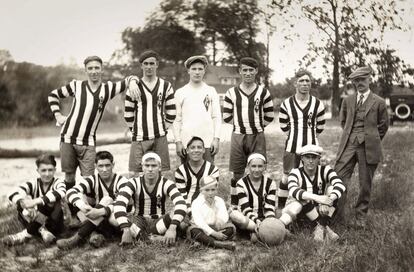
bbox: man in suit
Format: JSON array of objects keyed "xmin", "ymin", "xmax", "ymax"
[{"xmin": 334, "ymin": 66, "xmax": 389, "ymax": 228}]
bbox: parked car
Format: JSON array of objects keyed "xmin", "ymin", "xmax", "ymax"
[{"xmin": 386, "ymin": 94, "xmax": 414, "ymax": 125}]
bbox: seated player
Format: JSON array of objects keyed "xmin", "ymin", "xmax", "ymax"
[
  {"xmin": 175, "ymin": 136, "xmax": 219, "ymax": 228},
  {"xmin": 187, "ymin": 176, "xmax": 236, "ymax": 251},
  {"xmin": 279, "ymin": 144, "xmax": 346, "ymax": 242},
  {"xmin": 2, "ymin": 154, "xmax": 66, "ymax": 245},
  {"xmin": 114, "ymin": 152, "xmax": 187, "ymax": 246},
  {"xmin": 229, "ymin": 153, "xmax": 277, "ymax": 241},
  {"xmin": 56, "ymin": 151, "xmax": 129, "ymax": 249}
]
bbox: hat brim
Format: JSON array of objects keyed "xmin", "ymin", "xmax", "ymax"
[{"xmin": 301, "ymin": 152, "xmax": 321, "ymax": 156}]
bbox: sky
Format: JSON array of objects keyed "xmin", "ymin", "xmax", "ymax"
[{"xmin": 1, "ymin": 0, "xmax": 413, "ymax": 83}]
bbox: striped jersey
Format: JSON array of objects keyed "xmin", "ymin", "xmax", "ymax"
[
  {"xmin": 287, "ymin": 165, "xmax": 345, "ymax": 202},
  {"xmin": 67, "ymin": 173, "xmax": 129, "ymax": 212},
  {"xmin": 114, "ymin": 176, "xmax": 187, "ymax": 229},
  {"xmin": 279, "ymin": 95, "xmax": 325, "ymax": 152},
  {"xmin": 236, "ymin": 174, "xmax": 276, "ymax": 223},
  {"xmin": 8, "ymin": 178, "xmax": 66, "ymax": 206},
  {"xmin": 175, "ymin": 161, "xmax": 219, "ymax": 210},
  {"xmin": 48, "ymin": 78, "xmax": 132, "ymax": 146},
  {"xmin": 124, "ymin": 78, "xmax": 176, "ymax": 141},
  {"xmin": 223, "ymin": 85, "xmax": 274, "ymax": 134}
]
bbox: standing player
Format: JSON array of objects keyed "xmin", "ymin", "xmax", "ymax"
[
  {"xmin": 223, "ymin": 57, "xmax": 274, "ymax": 209},
  {"xmin": 229, "ymin": 153, "xmax": 277, "ymax": 242},
  {"xmin": 173, "ymin": 55, "xmax": 221, "ymax": 163},
  {"xmin": 279, "ymin": 144, "xmax": 345, "ymax": 241},
  {"xmin": 124, "ymin": 50, "xmax": 176, "ymax": 177},
  {"xmin": 115, "ymin": 152, "xmax": 187, "ymax": 246},
  {"xmin": 334, "ymin": 66, "xmax": 388, "ymax": 227},
  {"xmin": 278, "ymin": 69, "xmax": 326, "ymax": 209},
  {"xmin": 2, "ymin": 154, "xmax": 66, "ymax": 245},
  {"xmin": 48, "ymin": 56, "xmax": 139, "ymax": 214},
  {"xmin": 56, "ymin": 151, "xmax": 129, "ymax": 249},
  {"xmin": 175, "ymin": 136, "xmax": 220, "ymax": 223}
]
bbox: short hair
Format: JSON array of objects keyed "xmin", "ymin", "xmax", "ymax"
[
  {"xmin": 139, "ymin": 50, "xmax": 159, "ymax": 63},
  {"xmin": 186, "ymin": 136, "xmax": 205, "ymax": 148},
  {"xmin": 84, "ymin": 56, "xmax": 103, "ymax": 66},
  {"xmin": 295, "ymin": 69, "xmax": 312, "ymax": 80},
  {"xmin": 35, "ymin": 154, "xmax": 56, "ymax": 168},
  {"xmin": 95, "ymin": 151, "xmax": 114, "ymax": 163},
  {"xmin": 239, "ymin": 57, "xmax": 259, "ymax": 69}
]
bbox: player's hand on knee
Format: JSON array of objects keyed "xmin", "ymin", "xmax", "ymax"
[
  {"xmin": 314, "ymin": 195, "xmax": 333, "ymax": 206},
  {"xmin": 319, "ymin": 204, "xmax": 330, "ymax": 216},
  {"xmin": 211, "ymin": 231, "xmax": 227, "ymax": 241},
  {"xmin": 86, "ymin": 208, "xmax": 105, "ymax": 219},
  {"xmin": 77, "ymin": 202, "xmax": 93, "ymax": 214}
]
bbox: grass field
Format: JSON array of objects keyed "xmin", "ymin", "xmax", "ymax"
[{"xmin": 0, "ymin": 123, "xmax": 413, "ymax": 272}]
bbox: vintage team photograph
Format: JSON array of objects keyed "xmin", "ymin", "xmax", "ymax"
[{"xmin": 0, "ymin": 0, "xmax": 413, "ymax": 271}]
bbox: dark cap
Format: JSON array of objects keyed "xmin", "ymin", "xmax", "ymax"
[
  {"xmin": 139, "ymin": 50, "xmax": 160, "ymax": 63},
  {"xmin": 239, "ymin": 57, "xmax": 258, "ymax": 69},
  {"xmin": 184, "ymin": 55, "xmax": 208, "ymax": 69},
  {"xmin": 84, "ymin": 56, "xmax": 103, "ymax": 66},
  {"xmin": 349, "ymin": 66, "xmax": 373, "ymax": 80},
  {"xmin": 295, "ymin": 68, "xmax": 312, "ymax": 79}
]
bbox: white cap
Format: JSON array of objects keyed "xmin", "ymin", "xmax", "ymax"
[
  {"xmin": 247, "ymin": 153, "xmax": 267, "ymax": 164},
  {"xmin": 200, "ymin": 176, "xmax": 218, "ymax": 190},
  {"xmin": 142, "ymin": 152, "xmax": 161, "ymax": 164},
  {"xmin": 298, "ymin": 144, "xmax": 323, "ymax": 156}
]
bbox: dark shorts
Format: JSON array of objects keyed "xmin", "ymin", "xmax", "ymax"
[
  {"xmin": 129, "ymin": 136, "xmax": 170, "ymax": 173},
  {"xmin": 60, "ymin": 142, "xmax": 95, "ymax": 176},
  {"xmin": 229, "ymin": 132, "xmax": 266, "ymax": 174},
  {"xmin": 131, "ymin": 214, "xmax": 172, "ymax": 235},
  {"xmin": 283, "ymin": 151, "xmax": 301, "ymax": 174}
]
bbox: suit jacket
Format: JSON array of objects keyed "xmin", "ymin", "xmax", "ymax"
[{"xmin": 336, "ymin": 91, "xmax": 389, "ymax": 164}]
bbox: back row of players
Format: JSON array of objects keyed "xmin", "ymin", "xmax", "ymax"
[{"xmin": 3, "ymin": 51, "xmax": 349, "ymax": 249}]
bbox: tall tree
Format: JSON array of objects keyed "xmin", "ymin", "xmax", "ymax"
[
  {"xmin": 374, "ymin": 48, "xmax": 403, "ymax": 97},
  {"xmin": 121, "ymin": 21, "xmax": 205, "ymax": 65},
  {"xmin": 271, "ymin": 0, "xmax": 408, "ymax": 117}
]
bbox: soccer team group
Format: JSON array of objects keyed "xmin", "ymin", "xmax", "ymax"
[{"xmin": 2, "ymin": 50, "xmax": 389, "ymax": 251}]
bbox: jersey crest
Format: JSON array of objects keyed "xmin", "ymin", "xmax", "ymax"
[{"xmin": 203, "ymin": 95, "xmax": 210, "ymax": 111}]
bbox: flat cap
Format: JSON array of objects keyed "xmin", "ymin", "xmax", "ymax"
[
  {"xmin": 83, "ymin": 56, "xmax": 103, "ymax": 66},
  {"xmin": 139, "ymin": 50, "xmax": 159, "ymax": 63},
  {"xmin": 240, "ymin": 57, "xmax": 258, "ymax": 69},
  {"xmin": 200, "ymin": 176, "xmax": 218, "ymax": 190},
  {"xmin": 298, "ymin": 144, "xmax": 323, "ymax": 156},
  {"xmin": 184, "ymin": 55, "xmax": 208, "ymax": 69},
  {"xmin": 349, "ymin": 66, "xmax": 373, "ymax": 80}
]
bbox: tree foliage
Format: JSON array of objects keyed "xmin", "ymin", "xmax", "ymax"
[
  {"xmin": 0, "ymin": 62, "xmax": 83, "ymax": 127},
  {"xmin": 119, "ymin": 0, "xmax": 268, "ymax": 85},
  {"xmin": 121, "ymin": 21, "xmax": 205, "ymax": 65},
  {"xmin": 271, "ymin": 0, "xmax": 409, "ymax": 117}
]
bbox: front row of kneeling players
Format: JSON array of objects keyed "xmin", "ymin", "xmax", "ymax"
[{"xmin": 2, "ymin": 138, "xmax": 345, "ymax": 249}]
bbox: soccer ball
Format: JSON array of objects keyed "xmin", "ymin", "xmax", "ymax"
[{"xmin": 257, "ymin": 218, "xmax": 286, "ymax": 246}]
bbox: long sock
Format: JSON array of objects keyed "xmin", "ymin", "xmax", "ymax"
[
  {"xmin": 317, "ymin": 215, "xmax": 329, "ymax": 227},
  {"xmin": 230, "ymin": 178, "xmax": 238, "ymax": 207},
  {"xmin": 78, "ymin": 221, "xmax": 97, "ymax": 238},
  {"xmin": 278, "ymin": 182, "xmax": 289, "ymax": 208},
  {"xmin": 190, "ymin": 229, "xmax": 216, "ymax": 247},
  {"xmin": 221, "ymin": 227, "xmax": 235, "ymax": 239}
]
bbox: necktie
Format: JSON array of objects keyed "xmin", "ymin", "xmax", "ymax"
[{"xmin": 357, "ymin": 94, "xmax": 364, "ymax": 108}]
